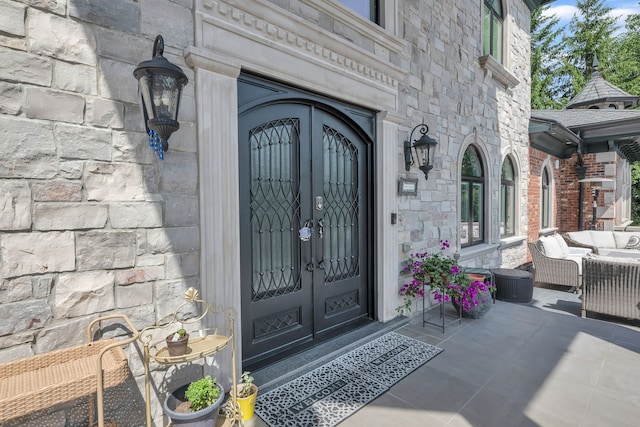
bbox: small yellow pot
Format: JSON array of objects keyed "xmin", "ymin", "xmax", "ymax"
[{"xmin": 235, "ymin": 384, "xmax": 258, "ymax": 421}]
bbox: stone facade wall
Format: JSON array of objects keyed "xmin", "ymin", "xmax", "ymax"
[{"xmin": 0, "ymin": 0, "xmax": 536, "ymax": 424}]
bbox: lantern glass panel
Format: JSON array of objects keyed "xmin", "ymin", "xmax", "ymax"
[
  {"xmin": 151, "ymin": 74, "xmax": 181, "ymax": 121},
  {"xmin": 138, "ymin": 74, "xmax": 154, "ymax": 120}
]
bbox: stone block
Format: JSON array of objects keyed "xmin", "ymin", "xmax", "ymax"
[
  {"xmin": 0, "ymin": 299, "xmax": 51, "ymax": 334},
  {"xmin": 158, "ymin": 152, "xmax": 198, "ymax": 194},
  {"xmin": 1, "ymin": 231, "xmax": 75, "ymax": 278},
  {"xmin": 53, "ymin": 61, "xmax": 97, "ymax": 95},
  {"xmin": 59, "ymin": 161, "xmax": 84, "ymax": 179},
  {"xmin": 114, "ymin": 266, "xmax": 164, "ymax": 286},
  {"xmin": 22, "ymin": 0, "xmax": 65, "ymax": 15},
  {"xmin": 1, "ymin": 116, "xmax": 58, "ymax": 177},
  {"xmin": 165, "ymin": 195, "xmax": 198, "ymax": 226},
  {"xmin": 0, "ymin": 46, "xmax": 52, "ymax": 86},
  {"xmin": 0, "ymin": 1, "xmax": 26, "ymax": 36},
  {"xmin": 155, "ymin": 278, "xmax": 200, "ymax": 317},
  {"xmin": 147, "ymin": 226, "xmax": 200, "ymax": 254},
  {"xmin": 28, "ymin": 9, "xmax": 98, "ymax": 66},
  {"xmin": 113, "ymin": 130, "xmax": 156, "ymax": 164},
  {"xmin": 165, "ymin": 252, "xmax": 199, "ymax": 279},
  {"xmin": 86, "ymin": 98, "xmax": 124, "ymax": 128},
  {"xmin": 33, "ymin": 202, "xmax": 108, "ymax": 230},
  {"xmin": 33, "ymin": 276, "xmax": 54, "ymax": 299},
  {"xmin": 137, "ymin": 254, "xmax": 164, "ymax": 267},
  {"xmin": 76, "ymin": 231, "xmax": 136, "ymax": 270},
  {"xmin": 165, "ymin": 121, "xmax": 197, "ymax": 154},
  {"xmin": 54, "ymin": 271, "xmax": 115, "ymax": 318},
  {"xmin": 141, "ymin": 1, "xmax": 193, "ymax": 48},
  {"xmin": 124, "ymin": 103, "xmax": 145, "ymax": 132},
  {"xmin": 0, "ymin": 82, "xmax": 23, "ymax": 115},
  {"xmin": 0, "ymin": 180, "xmax": 32, "ymax": 230},
  {"xmin": 69, "ymin": 0, "xmax": 140, "ymax": 34},
  {"xmin": 32, "ymin": 180, "xmax": 82, "ymax": 201},
  {"xmin": 94, "ymin": 26, "xmax": 148, "ymax": 63},
  {"xmin": 25, "ymin": 87, "xmax": 84, "ymax": 124},
  {"xmin": 97, "ymin": 58, "xmax": 138, "ymax": 104},
  {"xmin": 84, "ymin": 162, "xmax": 145, "ymax": 201},
  {"xmin": 0, "ymin": 330, "xmax": 34, "ymax": 351},
  {"xmin": 34, "ymin": 317, "xmax": 96, "ymax": 352},
  {"xmin": 54, "ymin": 123, "xmax": 112, "ymax": 160},
  {"xmin": 116, "ymin": 282, "xmax": 153, "ymax": 308},
  {"xmin": 0, "ymin": 344, "xmax": 33, "ymax": 363},
  {"xmin": 109, "ymin": 202, "xmax": 163, "ymax": 228},
  {"xmin": 0, "ymin": 276, "xmax": 32, "ymax": 303}
]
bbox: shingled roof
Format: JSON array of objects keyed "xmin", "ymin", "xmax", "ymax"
[
  {"xmin": 565, "ymin": 57, "xmax": 637, "ymax": 109},
  {"xmin": 530, "ymin": 57, "xmax": 640, "ymax": 162}
]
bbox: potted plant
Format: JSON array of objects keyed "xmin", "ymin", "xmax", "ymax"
[
  {"xmin": 397, "ymin": 240, "xmax": 495, "ymax": 317},
  {"xmin": 163, "ymin": 374, "xmax": 224, "ymax": 426},
  {"xmin": 166, "ymin": 328, "xmax": 189, "ymax": 356},
  {"xmin": 232, "ymin": 371, "xmax": 258, "ymax": 422}
]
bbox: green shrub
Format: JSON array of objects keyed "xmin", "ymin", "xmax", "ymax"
[{"xmin": 184, "ymin": 375, "xmax": 221, "ymax": 412}]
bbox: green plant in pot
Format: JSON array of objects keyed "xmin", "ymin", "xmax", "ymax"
[
  {"xmin": 163, "ymin": 375, "xmax": 224, "ymax": 426},
  {"xmin": 233, "ymin": 371, "xmax": 258, "ymax": 422},
  {"xmin": 166, "ymin": 328, "xmax": 189, "ymax": 356}
]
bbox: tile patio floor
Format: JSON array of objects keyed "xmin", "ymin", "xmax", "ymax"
[{"xmin": 248, "ymin": 285, "xmax": 640, "ymax": 427}]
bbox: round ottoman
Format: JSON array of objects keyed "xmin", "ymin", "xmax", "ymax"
[{"xmin": 492, "ymin": 268, "xmax": 533, "ymax": 303}]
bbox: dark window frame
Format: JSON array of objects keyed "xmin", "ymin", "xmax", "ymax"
[
  {"xmin": 483, "ymin": 0, "xmax": 504, "ymax": 63},
  {"xmin": 461, "ymin": 145, "xmax": 485, "ymax": 248},
  {"xmin": 500, "ymin": 156, "xmax": 516, "ymax": 238}
]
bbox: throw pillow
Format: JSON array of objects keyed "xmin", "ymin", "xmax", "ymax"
[
  {"xmin": 625, "ymin": 236, "xmax": 640, "ymax": 250},
  {"xmin": 553, "ymin": 234, "xmax": 570, "ymax": 257},
  {"xmin": 539, "ymin": 235, "xmax": 565, "ymax": 259}
]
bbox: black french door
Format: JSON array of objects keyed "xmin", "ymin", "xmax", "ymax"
[{"xmin": 238, "ymin": 76, "xmax": 374, "ymax": 368}]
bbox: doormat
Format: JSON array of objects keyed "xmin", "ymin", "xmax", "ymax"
[{"xmin": 254, "ymin": 332, "xmax": 443, "ymax": 427}]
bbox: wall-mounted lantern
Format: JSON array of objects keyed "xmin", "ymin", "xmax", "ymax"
[
  {"xmin": 133, "ymin": 35, "xmax": 188, "ymax": 160},
  {"xmin": 404, "ymin": 124, "xmax": 438, "ymax": 180}
]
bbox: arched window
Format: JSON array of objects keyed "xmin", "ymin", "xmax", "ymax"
[
  {"xmin": 461, "ymin": 145, "xmax": 485, "ymax": 247},
  {"xmin": 500, "ymin": 156, "xmax": 515, "ymax": 237},
  {"xmin": 541, "ymin": 167, "xmax": 551, "ymax": 228},
  {"xmin": 483, "ymin": 0, "xmax": 503, "ymax": 63}
]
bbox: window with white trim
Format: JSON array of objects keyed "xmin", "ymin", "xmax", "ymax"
[
  {"xmin": 483, "ymin": 0, "xmax": 503, "ymax": 64},
  {"xmin": 541, "ymin": 167, "xmax": 551, "ymax": 228},
  {"xmin": 461, "ymin": 145, "xmax": 485, "ymax": 247},
  {"xmin": 338, "ymin": 0, "xmax": 379, "ymax": 23},
  {"xmin": 500, "ymin": 156, "xmax": 515, "ymax": 237}
]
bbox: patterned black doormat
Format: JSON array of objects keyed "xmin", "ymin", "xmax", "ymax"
[{"xmin": 255, "ymin": 332, "xmax": 443, "ymax": 427}]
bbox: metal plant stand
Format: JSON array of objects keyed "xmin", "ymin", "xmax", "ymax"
[
  {"xmin": 422, "ymin": 284, "xmax": 462, "ymax": 333},
  {"xmin": 139, "ymin": 288, "xmax": 242, "ymax": 427}
]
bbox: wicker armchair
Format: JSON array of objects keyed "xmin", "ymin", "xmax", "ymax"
[
  {"xmin": 528, "ymin": 241, "xmax": 581, "ymax": 290},
  {"xmin": 582, "ymin": 256, "xmax": 640, "ymax": 320}
]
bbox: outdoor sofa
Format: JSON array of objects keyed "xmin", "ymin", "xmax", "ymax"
[
  {"xmin": 563, "ymin": 230, "xmax": 640, "ymax": 257},
  {"xmin": 581, "ymin": 254, "xmax": 640, "ymax": 320},
  {"xmin": 527, "ymin": 234, "xmax": 592, "ymax": 291}
]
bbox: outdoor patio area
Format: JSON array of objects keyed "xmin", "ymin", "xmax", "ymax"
[{"xmin": 250, "ymin": 285, "xmax": 640, "ymax": 427}]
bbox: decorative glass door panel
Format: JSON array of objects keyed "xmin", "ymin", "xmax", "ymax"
[{"xmin": 239, "ymin": 93, "xmax": 372, "ymax": 368}]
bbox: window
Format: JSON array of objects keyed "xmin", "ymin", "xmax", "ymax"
[
  {"xmin": 461, "ymin": 145, "xmax": 484, "ymax": 247},
  {"xmin": 500, "ymin": 157, "xmax": 515, "ymax": 237},
  {"xmin": 338, "ymin": 0, "xmax": 378, "ymax": 23},
  {"xmin": 483, "ymin": 0, "xmax": 503, "ymax": 63},
  {"xmin": 541, "ymin": 167, "xmax": 550, "ymax": 228}
]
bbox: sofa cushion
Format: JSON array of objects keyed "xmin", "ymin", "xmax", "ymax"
[
  {"xmin": 566, "ymin": 230, "xmax": 595, "ymax": 246},
  {"xmin": 587, "ymin": 231, "xmax": 616, "ymax": 249},
  {"xmin": 552, "ymin": 234, "xmax": 570, "ymax": 257},
  {"xmin": 566, "ymin": 255, "xmax": 583, "ymax": 274},
  {"xmin": 625, "ymin": 235, "xmax": 640, "ymax": 249},
  {"xmin": 540, "ymin": 235, "xmax": 566, "ymax": 259},
  {"xmin": 586, "ymin": 253, "xmax": 640, "ymax": 264}
]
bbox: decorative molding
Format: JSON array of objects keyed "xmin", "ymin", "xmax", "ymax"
[
  {"xmin": 196, "ymin": 0, "xmax": 407, "ymax": 91},
  {"xmin": 479, "ymin": 55, "xmax": 519, "ymax": 89}
]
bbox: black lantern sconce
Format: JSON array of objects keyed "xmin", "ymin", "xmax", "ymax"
[
  {"xmin": 404, "ymin": 124, "xmax": 438, "ymax": 180},
  {"xmin": 133, "ymin": 35, "xmax": 188, "ymax": 160}
]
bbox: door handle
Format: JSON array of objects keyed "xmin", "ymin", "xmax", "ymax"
[
  {"xmin": 299, "ymin": 219, "xmax": 313, "ymax": 241},
  {"xmin": 317, "ymin": 219, "xmax": 324, "ymax": 239}
]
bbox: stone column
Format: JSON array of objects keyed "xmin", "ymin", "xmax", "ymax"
[{"xmin": 185, "ymin": 47, "xmax": 242, "ymax": 388}]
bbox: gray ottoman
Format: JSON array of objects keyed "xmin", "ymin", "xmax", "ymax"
[{"xmin": 492, "ymin": 268, "xmax": 533, "ymax": 303}]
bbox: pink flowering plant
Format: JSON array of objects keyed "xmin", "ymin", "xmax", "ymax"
[{"xmin": 397, "ymin": 240, "xmax": 495, "ymax": 315}]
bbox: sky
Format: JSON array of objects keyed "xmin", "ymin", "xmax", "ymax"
[{"xmin": 544, "ymin": 0, "xmax": 640, "ymax": 35}]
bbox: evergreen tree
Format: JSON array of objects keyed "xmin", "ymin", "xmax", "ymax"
[
  {"xmin": 557, "ymin": 0, "xmax": 618, "ymax": 103},
  {"xmin": 530, "ymin": 6, "xmax": 563, "ymax": 109},
  {"xmin": 632, "ymin": 162, "xmax": 640, "ymax": 224},
  {"xmin": 609, "ymin": 12, "xmax": 640, "ymax": 96}
]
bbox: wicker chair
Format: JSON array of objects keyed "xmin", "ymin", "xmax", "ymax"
[
  {"xmin": 582, "ymin": 256, "xmax": 640, "ymax": 320},
  {"xmin": 528, "ymin": 241, "xmax": 581, "ymax": 291}
]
